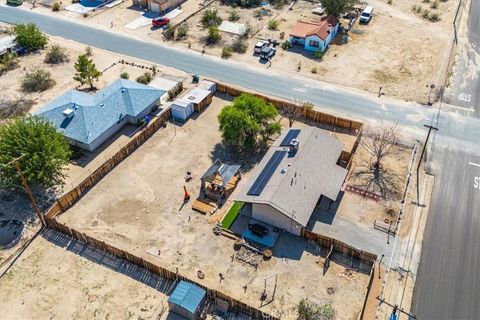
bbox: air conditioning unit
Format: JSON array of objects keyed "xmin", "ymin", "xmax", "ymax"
[{"xmin": 63, "ymin": 108, "xmax": 75, "ymax": 118}]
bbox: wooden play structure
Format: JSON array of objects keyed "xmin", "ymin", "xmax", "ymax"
[{"xmin": 192, "ymin": 160, "xmax": 241, "ymax": 214}]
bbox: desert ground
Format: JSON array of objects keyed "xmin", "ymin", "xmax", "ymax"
[
  {"xmin": 18, "ymin": 0, "xmax": 458, "ymax": 102},
  {"xmin": 0, "ymin": 234, "xmax": 167, "ymax": 320},
  {"xmin": 57, "ymin": 94, "xmax": 369, "ymax": 319}
]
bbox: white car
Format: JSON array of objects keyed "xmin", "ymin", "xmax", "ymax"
[
  {"xmin": 312, "ymin": 6, "xmax": 325, "ymax": 15},
  {"xmin": 254, "ymin": 40, "xmax": 269, "ymax": 54}
]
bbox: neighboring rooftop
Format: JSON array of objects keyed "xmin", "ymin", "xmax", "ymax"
[
  {"xmin": 183, "ymin": 87, "xmax": 211, "ymax": 104},
  {"xmin": 235, "ymin": 127, "xmax": 348, "ymax": 227},
  {"xmin": 290, "ymin": 16, "xmax": 339, "ymax": 40},
  {"xmin": 168, "ymin": 280, "xmax": 206, "ymax": 315},
  {"xmin": 35, "ymin": 79, "xmax": 164, "ymax": 145}
]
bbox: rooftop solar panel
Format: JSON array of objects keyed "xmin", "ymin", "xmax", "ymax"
[
  {"xmin": 247, "ymin": 150, "xmax": 286, "ymax": 196},
  {"xmin": 280, "ymin": 129, "xmax": 301, "ymax": 146}
]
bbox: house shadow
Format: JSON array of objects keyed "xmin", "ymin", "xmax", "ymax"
[
  {"xmin": 70, "ymin": 123, "xmax": 141, "ymax": 168},
  {"xmin": 306, "ymin": 192, "xmax": 344, "ymax": 228},
  {"xmin": 41, "ymin": 228, "xmax": 177, "ymax": 295}
]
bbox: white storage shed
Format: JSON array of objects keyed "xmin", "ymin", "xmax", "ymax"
[
  {"xmin": 198, "ymin": 80, "xmax": 217, "ymax": 93},
  {"xmin": 171, "ymin": 98, "xmax": 194, "ymax": 121}
]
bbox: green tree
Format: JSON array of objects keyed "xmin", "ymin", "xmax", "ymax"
[
  {"xmin": 201, "ymin": 9, "xmax": 223, "ymax": 28},
  {"xmin": 320, "ymin": 0, "xmax": 356, "ymax": 18},
  {"xmin": 206, "ymin": 26, "xmax": 222, "ymax": 44},
  {"xmin": 218, "ymin": 94, "xmax": 281, "ymax": 151},
  {"xmin": 0, "ymin": 116, "xmax": 71, "ymax": 189},
  {"xmin": 11, "ymin": 23, "xmax": 48, "ymax": 52},
  {"xmin": 73, "ymin": 54, "xmax": 102, "ymax": 90},
  {"xmin": 164, "ymin": 24, "xmax": 176, "ymax": 40}
]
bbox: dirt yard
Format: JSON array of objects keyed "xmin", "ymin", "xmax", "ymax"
[
  {"xmin": 57, "ymin": 94, "xmax": 368, "ymax": 319},
  {"xmin": 0, "ymin": 234, "xmax": 166, "ymax": 320}
]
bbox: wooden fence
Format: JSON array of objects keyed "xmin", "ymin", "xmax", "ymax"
[
  {"xmin": 301, "ymin": 228, "xmax": 377, "ymax": 272},
  {"xmin": 359, "ymin": 265, "xmax": 376, "ymax": 320},
  {"xmin": 44, "ymin": 217, "xmax": 277, "ymax": 320}
]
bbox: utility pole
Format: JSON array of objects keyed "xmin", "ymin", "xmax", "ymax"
[
  {"xmin": 4, "ymin": 156, "xmax": 45, "ymax": 226},
  {"xmin": 417, "ymin": 124, "xmax": 438, "ymax": 204},
  {"xmin": 376, "ymin": 296, "xmax": 417, "ymax": 319}
]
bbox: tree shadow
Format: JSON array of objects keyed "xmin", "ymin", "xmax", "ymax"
[{"xmin": 209, "ymin": 142, "xmax": 267, "ymax": 174}]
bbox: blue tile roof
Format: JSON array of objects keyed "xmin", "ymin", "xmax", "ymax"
[
  {"xmin": 168, "ymin": 281, "xmax": 206, "ymax": 315},
  {"xmin": 35, "ymin": 79, "xmax": 164, "ymax": 145}
]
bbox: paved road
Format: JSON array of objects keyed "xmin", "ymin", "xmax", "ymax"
[{"xmin": 2, "ymin": 5, "xmax": 480, "ymax": 319}]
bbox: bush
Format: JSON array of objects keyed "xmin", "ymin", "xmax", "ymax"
[
  {"xmin": 431, "ymin": 0, "xmax": 439, "ymax": 8},
  {"xmin": 21, "ymin": 69, "xmax": 55, "ymax": 92},
  {"xmin": 429, "ymin": 12, "xmax": 440, "ymax": 21},
  {"xmin": 164, "ymin": 24, "xmax": 176, "ymax": 40},
  {"xmin": 313, "ymin": 50, "xmax": 324, "ymax": 60},
  {"xmin": 176, "ymin": 23, "xmax": 189, "ymax": 40},
  {"xmin": 280, "ymin": 31, "xmax": 285, "ymax": 40},
  {"xmin": 136, "ymin": 72, "xmax": 153, "ymax": 84},
  {"xmin": 45, "ymin": 45, "xmax": 69, "ymax": 64},
  {"xmin": 201, "ymin": 9, "xmax": 222, "ymax": 28},
  {"xmin": 241, "ymin": 23, "xmax": 252, "ymax": 39},
  {"xmin": 11, "ymin": 23, "xmax": 48, "ymax": 52},
  {"xmin": 120, "ymin": 71, "xmax": 129, "ymax": 79},
  {"xmin": 311, "ymin": 67, "xmax": 317, "ymax": 74},
  {"xmin": 0, "ymin": 98, "xmax": 34, "ymax": 120},
  {"xmin": 167, "ymin": 82, "xmax": 183, "ymax": 101},
  {"xmin": 422, "ymin": 9, "xmax": 430, "ymax": 18},
  {"xmin": 387, "ymin": 0, "xmax": 393, "ymax": 4},
  {"xmin": 85, "ymin": 46, "xmax": 93, "ymax": 56},
  {"xmin": 71, "ymin": 0, "xmax": 80, "ymax": 3},
  {"xmin": 297, "ymin": 299, "xmax": 336, "ymax": 320},
  {"xmin": 281, "ymin": 40, "xmax": 290, "ymax": 50},
  {"xmin": 267, "ymin": 19, "xmax": 279, "ymax": 30},
  {"xmin": 0, "ymin": 52, "xmax": 19, "ymax": 75},
  {"xmin": 272, "ymin": 0, "xmax": 285, "ymax": 9},
  {"xmin": 206, "ymin": 26, "xmax": 221, "ymax": 44},
  {"xmin": 231, "ymin": 37, "xmax": 247, "ymax": 53},
  {"xmin": 253, "ymin": 9, "xmax": 263, "ymax": 18},
  {"xmin": 228, "ymin": 9, "xmax": 240, "ymax": 22},
  {"xmin": 222, "ymin": 0, "xmax": 261, "ymax": 8},
  {"xmin": 221, "ymin": 46, "xmax": 232, "ymax": 59},
  {"xmin": 52, "ymin": 1, "xmax": 61, "ymax": 11}
]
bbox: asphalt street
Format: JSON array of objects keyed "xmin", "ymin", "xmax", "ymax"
[{"xmin": 2, "ymin": 5, "xmax": 480, "ymax": 319}]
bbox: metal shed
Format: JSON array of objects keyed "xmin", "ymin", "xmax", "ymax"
[
  {"xmin": 183, "ymin": 87, "xmax": 212, "ymax": 112},
  {"xmin": 171, "ymin": 98, "xmax": 194, "ymax": 121},
  {"xmin": 168, "ymin": 281, "xmax": 206, "ymax": 320},
  {"xmin": 197, "ymin": 80, "xmax": 217, "ymax": 93}
]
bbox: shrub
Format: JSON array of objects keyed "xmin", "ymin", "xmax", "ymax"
[
  {"xmin": 431, "ymin": 0, "xmax": 439, "ymax": 9},
  {"xmin": 0, "ymin": 52, "xmax": 19, "ymax": 75},
  {"xmin": 206, "ymin": 26, "xmax": 221, "ymax": 44},
  {"xmin": 222, "ymin": 0, "xmax": 261, "ymax": 8},
  {"xmin": 45, "ymin": 44, "xmax": 69, "ymax": 64},
  {"xmin": 164, "ymin": 24, "xmax": 176, "ymax": 40},
  {"xmin": 279, "ymin": 31, "xmax": 285, "ymax": 40},
  {"xmin": 21, "ymin": 69, "xmax": 55, "ymax": 92},
  {"xmin": 120, "ymin": 71, "xmax": 129, "ymax": 79},
  {"xmin": 302, "ymin": 102, "xmax": 314, "ymax": 110},
  {"xmin": 387, "ymin": 0, "xmax": 393, "ymax": 4},
  {"xmin": 253, "ymin": 9, "xmax": 263, "ymax": 18},
  {"xmin": 313, "ymin": 50, "xmax": 324, "ymax": 60},
  {"xmin": 311, "ymin": 67, "xmax": 317, "ymax": 74},
  {"xmin": 71, "ymin": 0, "xmax": 80, "ymax": 3},
  {"xmin": 0, "ymin": 98, "xmax": 34, "ymax": 120},
  {"xmin": 272, "ymin": 0, "xmax": 285, "ymax": 9},
  {"xmin": 167, "ymin": 82, "xmax": 183, "ymax": 101},
  {"xmin": 52, "ymin": 1, "xmax": 61, "ymax": 11},
  {"xmin": 11, "ymin": 23, "xmax": 48, "ymax": 52},
  {"xmin": 136, "ymin": 72, "xmax": 153, "ymax": 84},
  {"xmin": 422, "ymin": 9, "xmax": 430, "ymax": 19},
  {"xmin": 231, "ymin": 37, "xmax": 247, "ymax": 53},
  {"xmin": 281, "ymin": 40, "xmax": 290, "ymax": 50},
  {"xmin": 228, "ymin": 9, "xmax": 240, "ymax": 22},
  {"xmin": 267, "ymin": 19, "xmax": 279, "ymax": 31},
  {"xmin": 429, "ymin": 12, "xmax": 440, "ymax": 21},
  {"xmin": 176, "ymin": 23, "xmax": 189, "ymax": 40},
  {"xmin": 85, "ymin": 46, "xmax": 93, "ymax": 56},
  {"xmin": 201, "ymin": 9, "xmax": 222, "ymax": 28},
  {"xmin": 221, "ymin": 46, "xmax": 232, "ymax": 59},
  {"xmin": 241, "ymin": 23, "xmax": 252, "ymax": 39}
]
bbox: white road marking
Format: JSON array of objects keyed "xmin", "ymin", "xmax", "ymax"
[{"xmin": 468, "ymin": 161, "xmax": 480, "ymax": 168}]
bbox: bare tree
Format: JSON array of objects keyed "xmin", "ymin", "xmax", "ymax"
[{"xmin": 352, "ymin": 121, "xmax": 402, "ymax": 200}]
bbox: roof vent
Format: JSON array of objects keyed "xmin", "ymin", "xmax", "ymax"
[
  {"xmin": 63, "ymin": 108, "xmax": 75, "ymax": 118},
  {"xmin": 289, "ymin": 139, "xmax": 299, "ymax": 154},
  {"xmin": 121, "ymin": 88, "xmax": 126, "ymax": 93}
]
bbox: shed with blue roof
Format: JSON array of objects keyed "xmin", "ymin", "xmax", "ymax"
[
  {"xmin": 168, "ymin": 280, "xmax": 206, "ymax": 320},
  {"xmin": 35, "ymin": 79, "xmax": 165, "ymax": 151}
]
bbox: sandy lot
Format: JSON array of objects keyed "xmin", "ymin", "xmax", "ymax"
[
  {"xmin": 58, "ymin": 94, "xmax": 368, "ymax": 319},
  {"xmin": 0, "ymin": 234, "xmax": 166, "ymax": 320}
]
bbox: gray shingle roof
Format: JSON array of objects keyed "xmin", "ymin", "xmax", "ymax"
[
  {"xmin": 235, "ymin": 127, "xmax": 348, "ymax": 227},
  {"xmin": 35, "ymin": 79, "xmax": 164, "ymax": 145}
]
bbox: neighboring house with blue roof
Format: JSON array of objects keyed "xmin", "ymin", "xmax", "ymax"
[
  {"xmin": 35, "ymin": 79, "xmax": 164, "ymax": 151},
  {"xmin": 168, "ymin": 280, "xmax": 206, "ymax": 320}
]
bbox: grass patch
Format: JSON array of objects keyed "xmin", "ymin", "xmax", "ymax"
[{"xmin": 221, "ymin": 201, "xmax": 244, "ymax": 229}]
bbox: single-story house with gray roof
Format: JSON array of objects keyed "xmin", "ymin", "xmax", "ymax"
[
  {"xmin": 35, "ymin": 79, "xmax": 164, "ymax": 151},
  {"xmin": 235, "ymin": 127, "xmax": 348, "ymax": 235}
]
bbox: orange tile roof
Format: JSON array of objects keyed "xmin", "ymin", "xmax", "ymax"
[{"xmin": 290, "ymin": 16, "xmax": 339, "ymax": 40}]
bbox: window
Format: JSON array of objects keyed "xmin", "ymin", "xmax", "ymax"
[{"xmin": 309, "ymin": 40, "xmax": 320, "ymax": 47}]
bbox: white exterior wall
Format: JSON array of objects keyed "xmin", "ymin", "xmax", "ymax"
[{"xmin": 252, "ymin": 203, "xmax": 302, "ymax": 236}]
